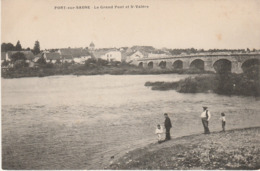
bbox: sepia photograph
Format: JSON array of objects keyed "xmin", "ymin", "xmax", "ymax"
[{"xmin": 1, "ymin": 0, "xmax": 260, "ymax": 170}]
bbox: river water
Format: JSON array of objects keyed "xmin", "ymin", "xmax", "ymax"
[{"xmin": 2, "ymin": 74, "xmax": 260, "ymax": 169}]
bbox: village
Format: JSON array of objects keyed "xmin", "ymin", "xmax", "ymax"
[
  {"xmin": 2, "ymin": 41, "xmax": 259, "ymax": 71},
  {"xmin": 1, "ymin": 41, "xmax": 175, "ymax": 69}
]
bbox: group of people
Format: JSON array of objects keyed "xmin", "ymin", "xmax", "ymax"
[{"xmin": 155, "ymin": 107, "xmax": 226, "ymax": 143}]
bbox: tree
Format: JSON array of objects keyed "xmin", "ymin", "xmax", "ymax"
[
  {"xmin": 1, "ymin": 60, "xmax": 9, "ymax": 67},
  {"xmin": 1, "ymin": 43, "xmax": 15, "ymax": 52},
  {"xmin": 55, "ymin": 59, "xmax": 61, "ymax": 64},
  {"xmin": 14, "ymin": 60, "xmax": 27, "ymax": 69},
  {"xmin": 33, "ymin": 40, "xmax": 40, "ymax": 55},
  {"xmin": 10, "ymin": 52, "xmax": 26, "ymax": 62},
  {"xmin": 15, "ymin": 41, "xmax": 22, "ymax": 51}
]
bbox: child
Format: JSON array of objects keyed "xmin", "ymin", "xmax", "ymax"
[
  {"xmin": 220, "ymin": 113, "xmax": 226, "ymax": 132},
  {"xmin": 155, "ymin": 124, "xmax": 164, "ymax": 143}
]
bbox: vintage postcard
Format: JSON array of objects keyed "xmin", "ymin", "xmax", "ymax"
[{"xmin": 1, "ymin": 0, "xmax": 260, "ymax": 170}]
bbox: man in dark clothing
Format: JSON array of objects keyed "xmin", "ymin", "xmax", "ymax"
[{"xmin": 164, "ymin": 113, "xmax": 172, "ymax": 140}]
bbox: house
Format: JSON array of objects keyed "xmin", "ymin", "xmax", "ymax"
[
  {"xmin": 102, "ymin": 51, "xmax": 122, "ymax": 62},
  {"xmin": 125, "ymin": 50, "xmax": 148, "ymax": 63},
  {"xmin": 43, "ymin": 52, "xmax": 61, "ymax": 63},
  {"xmin": 92, "ymin": 49, "xmax": 122, "ymax": 62},
  {"xmin": 92, "ymin": 50, "xmax": 108, "ymax": 59},
  {"xmin": 58, "ymin": 48, "xmax": 91, "ymax": 63},
  {"xmin": 130, "ymin": 46, "xmax": 156, "ymax": 53},
  {"xmin": 33, "ymin": 53, "xmax": 43, "ymax": 62},
  {"xmin": 73, "ymin": 56, "xmax": 92, "ymax": 64},
  {"xmin": 63, "ymin": 55, "xmax": 73, "ymax": 63},
  {"xmin": 5, "ymin": 51, "xmax": 34, "ymax": 62}
]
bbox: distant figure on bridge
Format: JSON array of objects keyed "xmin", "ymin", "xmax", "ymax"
[
  {"xmin": 164, "ymin": 113, "xmax": 172, "ymax": 140},
  {"xmin": 200, "ymin": 107, "xmax": 211, "ymax": 134},
  {"xmin": 155, "ymin": 124, "xmax": 164, "ymax": 143},
  {"xmin": 220, "ymin": 112, "xmax": 226, "ymax": 132}
]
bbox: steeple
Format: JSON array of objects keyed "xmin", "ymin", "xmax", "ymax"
[{"xmin": 89, "ymin": 42, "xmax": 95, "ymax": 51}]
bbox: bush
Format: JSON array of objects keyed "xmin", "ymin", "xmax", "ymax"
[
  {"xmin": 2, "ymin": 60, "xmax": 9, "ymax": 67},
  {"xmin": 10, "ymin": 52, "xmax": 26, "ymax": 62},
  {"xmin": 13, "ymin": 60, "xmax": 27, "ymax": 69}
]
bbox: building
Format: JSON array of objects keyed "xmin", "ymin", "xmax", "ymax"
[
  {"xmin": 5, "ymin": 51, "xmax": 34, "ymax": 62},
  {"xmin": 102, "ymin": 51, "xmax": 122, "ymax": 62},
  {"xmin": 125, "ymin": 50, "xmax": 148, "ymax": 63},
  {"xmin": 89, "ymin": 42, "xmax": 95, "ymax": 51},
  {"xmin": 33, "ymin": 53, "xmax": 43, "ymax": 62},
  {"xmin": 58, "ymin": 48, "xmax": 91, "ymax": 63},
  {"xmin": 43, "ymin": 52, "xmax": 61, "ymax": 63},
  {"xmin": 2, "ymin": 51, "xmax": 35, "ymax": 67},
  {"xmin": 73, "ymin": 56, "xmax": 92, "ymax": 64}
]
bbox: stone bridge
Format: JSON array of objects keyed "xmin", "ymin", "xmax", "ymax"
[{"xmin": 131, "ymin": 52, "xmax": 260, "ymax": 73}]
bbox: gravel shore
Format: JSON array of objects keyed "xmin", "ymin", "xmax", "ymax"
[{"xmin": 109, "ymin": 127, "xmax": 260, "ymax": 170}]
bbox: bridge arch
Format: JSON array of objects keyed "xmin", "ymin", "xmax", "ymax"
[
  {"xmin": 138, "ymin": 62, "xmax": 143, "ymax": 68},
  {"xmin": 148, "ymin": 61, "xmax": 153, "ymax": 69},
  {"xmin": 159, "ymin": 61, "xmax": 166, "ymax": 69},
  {"xmin": 190, "ymin": 59, "xmax": 204, "ymax": 70},
  {"xmin": 213, "ymin": 59, "xmax": 232, "ymax": 73},
  {"xmin": 172, "ymin": 60, "xmax": 183, "ymax": 69},
  {"xmin": 241, "ymin": 58, "xmax": 260, "ymax": 72}
]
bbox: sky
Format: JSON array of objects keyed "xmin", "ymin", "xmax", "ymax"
[{"xmin": 1, "ymin": 0, "xmax": 260, "ymax": 50}]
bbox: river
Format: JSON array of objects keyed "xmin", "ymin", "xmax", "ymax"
[{"xmin": 2, "ymin": 74, "xmax": 260, "ymax": 169}]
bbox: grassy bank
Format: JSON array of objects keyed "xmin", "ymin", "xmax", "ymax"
[
  {"xmin": 2, "ymin": 61, "xmax": 213, "ymax": 79},
  {"xmin": 145, "ymin": 66, "xmax": 260, "ymax": 96},
  {"xmin": 109, "ymin": 127, "xmax": 260, "ymax": 170}
]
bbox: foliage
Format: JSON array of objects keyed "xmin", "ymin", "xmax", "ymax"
[
  {"xmin": 84, "ymin": 58, "xmax": 109, "ymax": 68},
  {"xmin": 1, "ymin": 60, "xmax": 10, "ymax": 67},
  {"xmin": 145, "ymin": 66, "xmax": 260, "ymax": 97},
  {"xmin": 168, "ymin": 48, "xmax": 248, "ymax": 55},
  {"xmin": 55, "ymin": 59, "xmax": 61, "ymax": 64},
  {"xmin": 13, "ymin": 60, "xmax": 28, "ymax": 69},
  {"xmin": 1, "ymin": 43, "xmax": 15, "ymax": 52},
  {"xmin": 33, "ymin": 40, "xmax": 40, "ymax": 55},
  {"xmin": 44, "ymin": 63, "xmax": 54, "ymax": 68},
  {"xmin": 10, "ymin": 52, "xmax": 26, "ymax": 62},
  {"xmin": 15, "ymin": 41, "xmax": 22, "ymax": 51}
]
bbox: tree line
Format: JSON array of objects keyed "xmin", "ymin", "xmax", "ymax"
[
  {"xmin": 1, "ymin": 40, "xmax": 41, "ymax": 55},
  {"xmin": 168, "ymin": 48, "xmax": 258, "ymax": 55}
]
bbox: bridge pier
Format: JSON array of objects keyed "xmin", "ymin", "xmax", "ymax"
[
  {"xmin": 143, "ymin": 62, "xmax": 148, "ymax": 68},
  {"xmin": 153, "ymin": 62, "xmax": 161, "ymax": 69},
  {"xmin": 204, "ymin": 60, "xmax": 215, "ymax": 72},
  {"xmin": 183, "ymin": 60, "xmax": 189, "ymax": 70},
  {"xmin": 231, "ymin": 61, "xmax": 243, "ymax": 73},
  {"xmin": 166, "ymin": 61, "xmax": 172, "ymax": 69}
]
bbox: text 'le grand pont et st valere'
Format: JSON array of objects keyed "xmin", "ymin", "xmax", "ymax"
[{"xmin": 54, "ymin": 5, "xmax": 149, "ymax": 10}]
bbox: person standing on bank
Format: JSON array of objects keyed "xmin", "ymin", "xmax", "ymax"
[
  {"xmin": 201, "ymin": 107, "xmax": 211, "ymax": 134},
  {"xmin": 220, "ymin": 112, "xmax": 226, "ymax": 132},
  {"xmin": 164, "ymin": 113, "xmax": 172, "ymax": 140}
]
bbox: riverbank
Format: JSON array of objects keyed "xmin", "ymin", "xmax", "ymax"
[
  {"xmin": 1, "ymin": 63, "xmax": 213, "ymax": 78},
  {"xmin": 109, "ymin": 127, "xmax": 260, "ymax": 170},
  {"xmin": 145, "ymin": 66, "xmax": 260, "ymax": 97}
]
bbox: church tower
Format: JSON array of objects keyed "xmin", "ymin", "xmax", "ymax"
[{"xmin": 89, "ymin": 42, "xmax": 95, "ymax": 51}]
